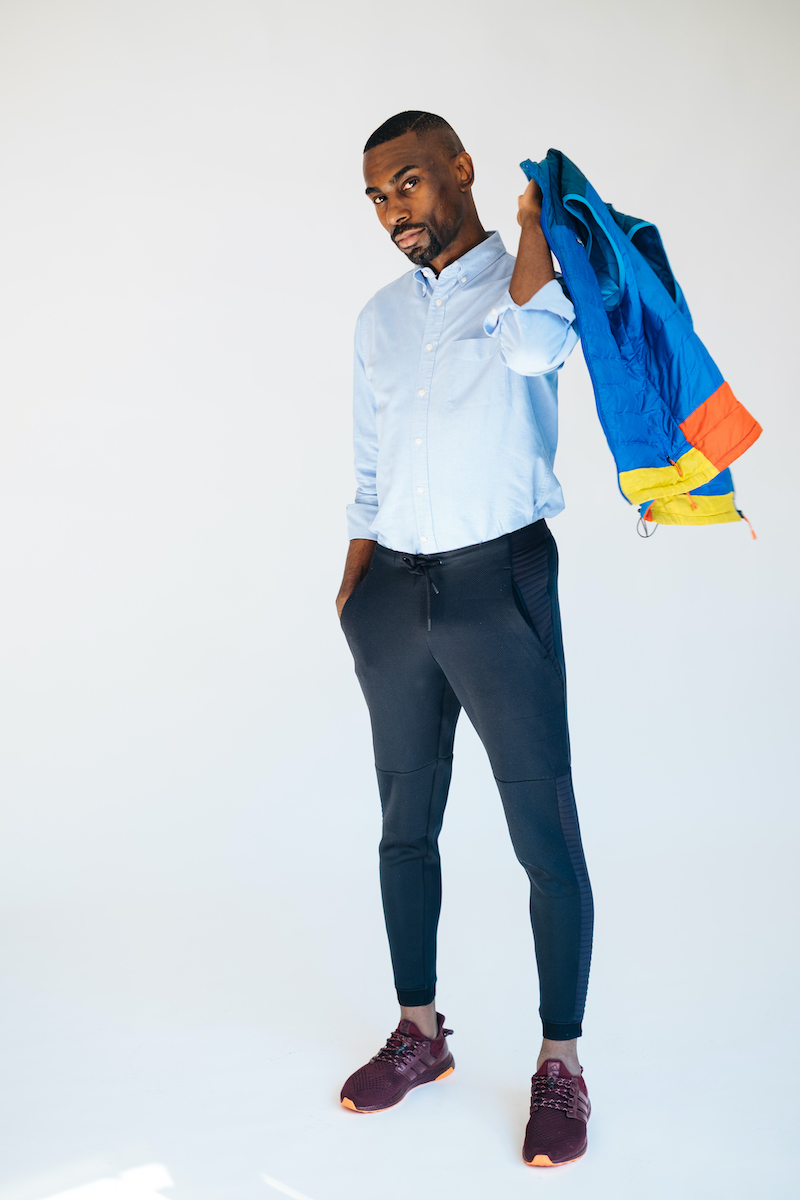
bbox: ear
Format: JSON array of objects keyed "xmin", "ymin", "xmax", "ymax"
[{"xmin": 452, "ymin": 151, "xmax": 475, "ymax": 192}]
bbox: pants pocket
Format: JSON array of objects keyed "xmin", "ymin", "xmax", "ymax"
[{"xmin": 510, "ymin": 532, "xmax": 564, "ymax": 677}]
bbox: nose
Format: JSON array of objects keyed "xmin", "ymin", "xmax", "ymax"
[{"xmin": 385, "ymin": 191, "xmax": 411, "ymax": 228}]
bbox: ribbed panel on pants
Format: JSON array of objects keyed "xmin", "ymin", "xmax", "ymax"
[
  {"xmin": 511, "ymin": 520, "xmax": 566, "ymax": 677},
  {"xmin": 555, "ymin": 772, "xmax": 594, "ymax": 1024}
]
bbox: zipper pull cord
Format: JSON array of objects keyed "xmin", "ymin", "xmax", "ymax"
[{"xmin": 739, "ymin": 511, "xmax": 757, "ymax": 540}]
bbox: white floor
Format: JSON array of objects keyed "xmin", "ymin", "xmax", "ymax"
[{"xmin": 2, "ymin": 708, "xmax": 799, "ymax": 1200}]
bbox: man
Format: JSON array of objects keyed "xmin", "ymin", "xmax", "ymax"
[{"xmin": 336, "ymin": 111, "xmax": 593, "ymax": 1168}]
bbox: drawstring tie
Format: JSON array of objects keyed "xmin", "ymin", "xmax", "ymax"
[{"xmin": 401, "ymin": 554, "xmax": 441, "ymax": 630}]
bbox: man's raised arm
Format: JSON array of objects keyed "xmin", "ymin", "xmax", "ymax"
[
  {"xmin": 509, "ymin": 179, "xmax": 556, "ymax": 305},
  {"xmin": 483, "ymin": 179, "xmax": 578, "ymax": 377}
]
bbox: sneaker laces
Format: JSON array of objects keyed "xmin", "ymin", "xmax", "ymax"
[
  {"xmin": 530, "ymin": 1072, "xmax": 576, "ymax": 1115},
  {"xmin": 372, "ymin": 1030, "xmax": 424, "ymax": 1066},
  {"xmin": 371, "ymin": 1026, "xmax": 453, "ymax": 1067}
]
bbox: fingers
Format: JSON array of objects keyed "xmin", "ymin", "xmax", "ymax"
[{"xmin": 517, "ymin": 179, "xmax": 543, "ymax": 230}]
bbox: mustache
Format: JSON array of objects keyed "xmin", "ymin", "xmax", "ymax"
[{"xmin": 392, "ymin": 223, "xmax": 427, "ymax": 244}]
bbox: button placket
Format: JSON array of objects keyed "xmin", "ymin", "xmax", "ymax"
[{"xmin": 411, "ymin": 280, "xmax": 451, "ymax": 551}]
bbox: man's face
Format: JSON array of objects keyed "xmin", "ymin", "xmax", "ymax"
[{"xmin": 363, "ymin": 131, "xmax": 466, "ymax": 268}]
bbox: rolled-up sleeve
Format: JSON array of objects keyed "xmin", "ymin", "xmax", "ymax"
[
  {"xmin": 483, "ymin": 278, "xmax": 578, "ymax": 376},
  {"xmin": 345, "ymin": 311, "xmax": 380, "ymax": 541}
]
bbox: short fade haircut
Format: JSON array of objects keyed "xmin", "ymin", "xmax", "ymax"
[{"xmin": 363, "ymin": 111, "xmax": 464, "ymax": 158}]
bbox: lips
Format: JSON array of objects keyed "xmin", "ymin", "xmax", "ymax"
[{"xmin": 394, "ymin": 226, "xmax": 424, "ymax": 248}]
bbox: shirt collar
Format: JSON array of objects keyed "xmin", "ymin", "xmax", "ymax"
[{"xmin": 414, "ymin": 230, "xmax": 506, "ymax": 296}]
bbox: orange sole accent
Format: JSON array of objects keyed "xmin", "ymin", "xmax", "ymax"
[
  {"xmin": 525, "ymin": 1149, "xmax": 587, "ymax": 1168},
  {"xmin": 340, "ymin": 1063, "xmax": 455, "ymax": 1113}
]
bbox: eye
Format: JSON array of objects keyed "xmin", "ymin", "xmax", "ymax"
[
  {"xmin": 371, "ymin": 195, "xmax": 386, "ymax": 205},
  {"xmin": 402, "ymin": 177, "xmax": 419, "ymax": 190}
]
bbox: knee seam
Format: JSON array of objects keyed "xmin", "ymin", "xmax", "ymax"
[{"xmin": 376, "ymin": 754, "xmax": 453, "ymax": 777}]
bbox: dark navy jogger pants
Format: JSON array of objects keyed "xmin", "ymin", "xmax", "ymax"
[{"xmin": 340, "ymin": 519, "xmax": 593, "ymax": 1040}]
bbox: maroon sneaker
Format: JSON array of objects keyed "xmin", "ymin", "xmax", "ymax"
[
  {"xmin": 340, "ymin": 1013, "xmax": 454, "ymax": 1112},
  {"xmin": 522, "ymin": 1059, "xmax": 591, "ymax": 1166}
]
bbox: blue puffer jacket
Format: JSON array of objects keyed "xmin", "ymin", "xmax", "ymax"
[{"xmin": 522, "ymin": 150, "xmax": 761, "ymax": 527}]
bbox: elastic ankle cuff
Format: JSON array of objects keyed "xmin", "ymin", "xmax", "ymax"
[
  {"xmin": 397, "ymin": 988, "xmax": 435, "ymax": 1006},
  {"xmin": 542, "ymin": 1020, "xmax": 582, "ymax": 1040}
]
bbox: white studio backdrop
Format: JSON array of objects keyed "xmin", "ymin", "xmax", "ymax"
[{"xmin": 0, "ymin": 1, "xmax": 798, "ymax": 1198}]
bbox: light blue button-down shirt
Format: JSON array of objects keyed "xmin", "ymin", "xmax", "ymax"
[{"xmin": 346, "ymin": 231, "xmax": 578, "ymax": 554}]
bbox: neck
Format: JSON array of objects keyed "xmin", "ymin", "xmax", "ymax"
[{"xmin": 428, "ymin": 212, "xmax": 489, "ymax": 275}]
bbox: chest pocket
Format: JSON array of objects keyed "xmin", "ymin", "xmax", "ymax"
[{"xmin": 447, "ymin": 337, "xmax": 501, "ymax": 409}]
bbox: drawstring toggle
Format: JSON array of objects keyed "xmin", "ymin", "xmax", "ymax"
[{"xmin": 401, "ymin": 554, "xmax": 442, "ymax": 630}]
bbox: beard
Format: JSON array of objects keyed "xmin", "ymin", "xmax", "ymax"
[{"xmin": 394, "ymin": 211, "xmax": 464, "ymax": 267}]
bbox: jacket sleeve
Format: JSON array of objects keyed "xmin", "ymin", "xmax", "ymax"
[
  {"xmin": 345, "ymin": 309, "xmax": 380, "ymax": 541},
  {"xmin": 483, "ymin": 278, "xmax": 579, "ymax": 376}
]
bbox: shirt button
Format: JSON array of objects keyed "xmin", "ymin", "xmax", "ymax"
[
  {"xmin": 491, "ymin": 308, "xmax": 497, "ymax": 315},
  {"xmin": 435, "ymin": 299, "xmax": 443, "ymax": 307},
  {"xmin": 418, "ymin": 389, "xmax": 425, "ymax": 396},
  {"xmin": 417, "ymin": 486, "xmax": 424, "ymax": 494},
  {"xmin": 426, "ymin": 343, "xmax": 433, "ymax": 351},
  {"xmin": 415, "ymin": 437, "xmax": 422, "ymax": 445},
  {"xmin": 421, "ymin": 536, "xmax": 428, "ymax": 542},
  {"xmin": 460, "ymin": 276, "xmax": 467, "ymax": 284}
]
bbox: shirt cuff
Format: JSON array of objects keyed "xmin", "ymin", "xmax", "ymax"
[
  {"xmin": 483, "ymin": 278, "xmax": 575, "ymax": 336},
  {"xmin": 346, "ymin": 499, "xmax": 378, "ymax": 541}
]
